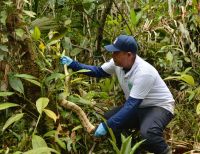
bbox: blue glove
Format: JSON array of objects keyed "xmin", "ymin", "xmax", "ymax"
[
  {"xmin": 94, "ymin": 123, "xmax": 107, "ymax": 137},
  {"xmin": 60, "ymin": 56, "xmax": 73, "ymax": 66}
]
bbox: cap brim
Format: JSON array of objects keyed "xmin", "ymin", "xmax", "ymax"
[{"xmin": 104, "ymin": 44, "xmax": 120, "ymax": 52}]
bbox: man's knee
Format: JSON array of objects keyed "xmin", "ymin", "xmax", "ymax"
[{"xmin": 140, "ymin": 127, "xmax": 161, "ymax": 140}]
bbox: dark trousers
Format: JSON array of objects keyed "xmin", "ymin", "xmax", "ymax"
[{"xmin": 104, "ymin": 106, "xmax": 173, "ymax": 154}]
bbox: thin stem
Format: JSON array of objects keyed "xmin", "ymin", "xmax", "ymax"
[{"xmin": 33, "ymin": 114, "xmax": 41, "ymax": 135}]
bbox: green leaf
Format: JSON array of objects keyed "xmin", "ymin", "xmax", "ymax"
[
  {"xmin": 23, "ymin": 10, "xmax": 36, "ymax": 18},
  {"xmin": 14, "ymin": 74, "xmax": 37, "ymax": 80},
  {"xmin": 48, "ymin": 29, "xmax": 68, "ymax": 43},
  {"xmin": 70, "ymin": 48, "xmax": 82, "ymax": 56},
  {"xmin": 43, "ymin": 109, "xmax": 57, "ymax": 122},
  {"xmin": 0, "ymin": 44, "xmax": 8, "ymax": 52},
  {"xmin": 190, "ymin": 42, "xmax": 196, "ymax": 52},
  {"xmin": 45, "ymin": 73, "xmax": 65, "ymax": 85},
  {"xmin": 0, "ymin": 103, "xmax": 19, "ymax": 110},
  {"xmin": 66, "ymin": 137, "xmax": 72, "ymax": 151},
  {"xmin": 164, "ymin": 76, "xmax": 179, "ymax": 81},
  {"xmin": 164, "ymin": 73, "xmax": 195, "ymax": 86},
  {"xmin": 72, "ymin": 125, "xmax": 83, "ymax": 131},
  {"xmin": 196, "ymin": 103, "xmax": 200, "ymax": 115},
  {"xmin": 36, "ymin": 97, "xmax": 49, "ymax": 114},
  {"xmin": 121, "ymin": 134, "xmax": 126, "ymax": 143},
  {"xmin": 25, "ymin": 79, "xmax": 41, "ymax": 87},
  {"xmin": 32, "ymin": 26, "xmax": 41, "ymax": 41},
  {"xmin": 109, "ymin": 139, "xmax": 120, "ymax": 154},
  {"xmin": 15, "ymin": 28, "xmax": 25, "ymax": 38},
  {"xmin": 130, "ymin": 9, "xmax": 137, "ymax": 26},
  {"xmin": 136, "ymin": 11, "xmax": 142, "ymax": 25},
  {"xmin": 62, "ymin": 37, "xmax": 72, "ymax": 51},
  {"xmin": 130, "ymin": 140, "xmax": 145, "ymax": 154},
  {"xmin": 0, "ymin": 92, "xmax": 14, "ymax": 97},
  {"xmin": 183, "ymin": 67, "xmax": 192, "ymax": 74},
  {"xmin": 64, "ymin": 19, "xmax": 71, "ymax": 27},
  {"xmin": 43, "ymin": 130, "xmax": 56, "ymax": 138},
  {"xmin": 188, "ymin": 91, "xmax": 195, "ymax": 102},
  {"xmin": 2, "ymin": 113, "xmax": 24, "ymax": 132},
  {"xmin": 120, "ymin": 136, "xmax": 132, "ymax": 154},
  {"xmin": 32, "ymin": 135, "xmax": 48, "ymax": 149},
  {"xmin": 179, "ymin": 74, "xmax": 195, "ymax": 86},
  {"xmin": 166, "ymin": 51, "xmax": 173, "ymax": 63},
  {"xmin": 9, "ymin": 76, "xmax": 24, "ymax": 94},
  {"xmin": 55, "ymin": 137, "xmax": 66, "ymax": 150},
  {"xmin": 3, "ymin": 1, "xmax": 13, "ymax": 6},
  {"xmin": 23, "ymin": 147, "xmax": 59, "ymax": 154},
  {"xmin": 0, "ymin": 10, "xmax": 7, "ymax": 25},
  {"xmin": 184, "ymin": 57, "xmax": 191, "ymax": 62},
  {"xmin": 14, "ymin": 74, "xmax": 41, "ymax": 87}
]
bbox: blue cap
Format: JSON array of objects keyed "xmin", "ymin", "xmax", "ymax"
[{"xmin": 104, "ymin": 35, "xmax": 138, "ymax": 53}]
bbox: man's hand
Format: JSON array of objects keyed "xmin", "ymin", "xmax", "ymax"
[
  {"xmin": 94, "ymin": 123, "xmax": 107, "ymax": 137},
  {"xmin": 60, "ymin": 56, "xmax": 73, "ymax": 66}
]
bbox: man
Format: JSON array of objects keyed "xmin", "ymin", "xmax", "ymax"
[{"xmin": 60, "ymin": 35, "xmax": 174, "ymax": 154}]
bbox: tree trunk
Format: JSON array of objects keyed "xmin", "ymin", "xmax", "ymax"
[{"xmin": 96, "ymin": 0, "xmax": 114, "ymax": 53}]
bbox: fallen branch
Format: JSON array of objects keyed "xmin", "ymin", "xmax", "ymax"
[
  {"xmin": 59, "ymin": 64, "xmax": 95, "ymax": 133},
  {"xmin": 60, "ymin": 99, "xmax": 95, "ymax": 133}
]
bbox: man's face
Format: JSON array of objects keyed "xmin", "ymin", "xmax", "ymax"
[{"xmin": 112, "ymin": 51, "xmax": 133, "ymax": 69}]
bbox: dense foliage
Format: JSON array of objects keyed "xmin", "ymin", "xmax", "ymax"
[{"xmin": 0, "ymin": 0, "xmax": 200, "ymax": 153}]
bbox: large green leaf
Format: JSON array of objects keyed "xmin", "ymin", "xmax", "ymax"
[
  {"xmin": 36, "ymin": 97, "xmax": 49, "ymax": 114},
  {"xmin": 32, "ymin": 135, "xmax": 48, "ymax": 149},
  {"xmin": 31, "ymin": 26, "xmax": 41, "ymax": 41},
  {"xmin": 14, "ymin": 74, "xmax": 41, "ymax": 87},
  {"xmin": 43, "ymin": 109, "xmax": 57, "ymax": 122},
  {"xmin": 164, "ymin": 74, "xmax": 195, "ymax": 86},
  {"xmin": 0, "ymin": 103, "xmax": 19, "ymax": 110},
  {"xmin": 23, "ymin": 147, "xmax": 59, "ymax": 154},
  {"xmin": 2, "ymin": 113, "xmax": 24, "ymax": 132},
  {"xmin": 9, "ymin": 76, "xmax": 24, "ymax": 94}
]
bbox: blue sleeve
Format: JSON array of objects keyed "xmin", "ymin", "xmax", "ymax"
[
  {"xmin": 107, "ymin": 97, "xmax": 143, "ymax": 131},
  {"xmin": 68, "ymin": 61, "xmax": 110, "ymax": 78}
]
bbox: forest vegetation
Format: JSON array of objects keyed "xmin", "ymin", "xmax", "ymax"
[{"xmin": 0, "ymin": 0, "xmax": 200, "ymax": 153}]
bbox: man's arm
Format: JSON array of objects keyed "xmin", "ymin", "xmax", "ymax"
[
  {"xmin": 94, "ymin": 96, "xmax": 142, "ymax": 137},
  {"xmin": 69, "ymin": 61, "xmax": 110, "ymax": 78},
  {"xmin": 60, "ymin": 56, "xmax": 111, "ymax": 78},
  {"xmin": 106, "ymin": 96, "xmax": 142, "ymax": 131}
]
